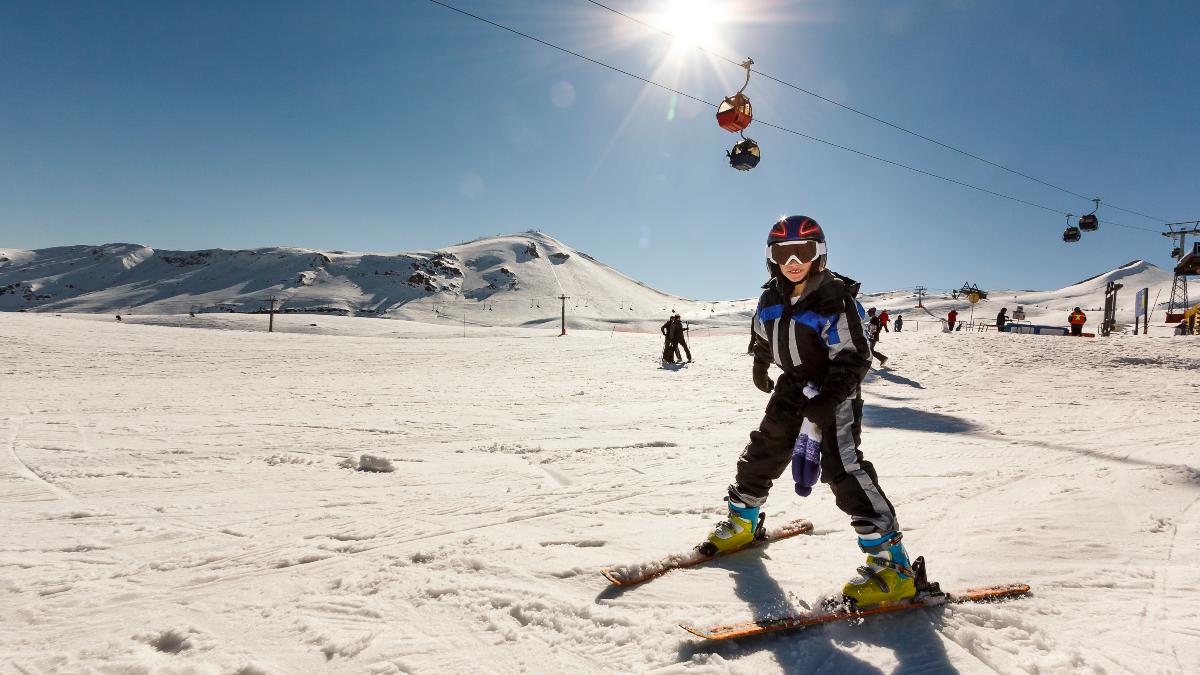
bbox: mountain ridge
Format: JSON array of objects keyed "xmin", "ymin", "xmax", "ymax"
[
  {"xmin": 0, "ymin": 232, "xmax": 752, "ymax": 328},
  {"xmin": 0, "ymin": 236, "xmax": 1176, "ymax": 328}
]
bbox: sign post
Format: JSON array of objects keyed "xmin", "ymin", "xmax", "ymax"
[
  {"xmin": 1134, "ymin": 288, "xmax": 1149, "ymax": 335},
  {"xmin": 1102, "ymin": 282, "xmax": 1122, "ymax": 337}
]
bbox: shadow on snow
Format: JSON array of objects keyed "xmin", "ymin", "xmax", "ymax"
[
  {"xmin": 862, "ymin": 405, "xmax": 981, "ymax": 434},
  {"xmin": 674, "ymin": 556, "xmax": 956, "ymax": 674},
  {"xmin": 866, "ymin": 369, "xmax": 925, "ymax": 389}
]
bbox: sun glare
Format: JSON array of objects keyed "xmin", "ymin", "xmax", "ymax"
[{"xmin": 654, "ymin": 0, "xmax": 728, "ymax": 48}]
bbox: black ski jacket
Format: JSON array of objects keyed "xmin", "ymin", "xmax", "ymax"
[
  {"xmin": 751, "ymin": 270, "xmax": 872, "ymax": 403},
  {"xmin": 661, "ymin": 318, "xmax": 686, "ymax": 341},
  {"xmin": 669, "ymin": 319, "xmax": 686, "ymax": 342}
]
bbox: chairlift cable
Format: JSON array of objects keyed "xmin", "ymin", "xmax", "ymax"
[
  {"xmin": 751, "ymin": 118, "xmax": 1061, "ymax": 216},
  {"xmin": 428, "ymin": 0, "xmax": 1160, "ymax": 234},
  {"xmin": 425, "ymin": 0, "xmax": 709, "ymax": 108},
  {"xmin": 581, "ymin": 0, "xmax": 1170, "ymax": 223}
]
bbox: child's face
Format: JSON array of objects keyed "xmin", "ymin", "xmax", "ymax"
[{"xmin": 781, "ymin": 259, "xmax": 813, "ymax": 283}]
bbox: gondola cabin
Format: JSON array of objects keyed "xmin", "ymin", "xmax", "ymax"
[
  {"xmin": 1063, "ymin": 226, "xmax": 1082, "ymax": 243},
  {"xmin": 716, "ymin": 94, "xmax": 753, "ymax": 133},
  {"xmin": 1078, "ymin": 214, "xmax": 1098, "ymax": 232},
  {"xmin": 727, "ymin": 138, "xmax": 761, "ymax": 171}
]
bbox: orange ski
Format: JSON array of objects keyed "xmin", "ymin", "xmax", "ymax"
[
  {"xmin": 681, "ymin": 581, "xmax": 1031, "ymax": 640},
  {"xmin": 601, "ymin": 517, "xmax": 814, "ymax": 587}
]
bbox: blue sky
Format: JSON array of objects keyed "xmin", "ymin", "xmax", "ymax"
[{"xmin": 2, "ymin": 1, "xmax": 1197, "ymax": 300}]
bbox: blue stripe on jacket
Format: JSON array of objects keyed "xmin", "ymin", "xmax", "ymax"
[
  {"xmin": 759, "ymin": 304, "xmax": 846, "ymax": 348},
  {"xmin": 794, "ymin": 309, "xmax": 842, "ymax": 347},
  {"xmin": 759, "ymin": 304, "xmax": 784, "ymax": 322}
]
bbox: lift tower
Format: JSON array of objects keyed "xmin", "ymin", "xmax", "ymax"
[{"xmin": 1163, "ymin": 221, "xmax": 1200, "ymax": 322}]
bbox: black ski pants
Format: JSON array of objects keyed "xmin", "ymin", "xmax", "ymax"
[
  {"xmin": 662, "ymin": 340, "xmax": 677, "ymax": 363},
  {"xmin": 734, "ymin": 375, "xmax": 899, "ymax": 535},
  {"xmin": 869, "ymin": 337, "xmax": 887, "ymax": 365},
  {"xmin": 674, "ymin": 338, "xmax": 692, "ymax": 362}
]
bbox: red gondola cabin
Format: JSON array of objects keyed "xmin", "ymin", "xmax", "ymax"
[{"xmin": 716, "ymin": 94, "xmax": 753, "ymax": 133}]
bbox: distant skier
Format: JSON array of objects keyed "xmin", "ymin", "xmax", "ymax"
[
  {"xmin": 878, "ymin": 309, "xmax": 890, "ymax": 332},
  {"xmin": 894, "ymin": 315, "xmax": 904, "ymax": 332},
  {"xmin": 995, "ymin": 307, "xmax": 1008, "ymax": 332},
  {"xmin": 866, "ymin": 308, "xmax": 888, "ymax": 367},
  {"xmin": 660, "ymin": 314, "xmax": 691, "ymax": 363},
  {"xmin": 670, "ymin": 315, "xmax": 692, "ymax": 363},
  {"xmin": 705, "ymin": 215, "xmax": 915, "ymax": 609},
  {"xmin": 946, "ymin": 309, "xmax": 958, "ymax": 332},
  {"xmin": 115, "ymin": 314, "xmax": 122, "ymax": 322},
  {"xmin": 1069, "ymin": 307, "xmax": 1087, "ymax": 336},
  {"xmin": 660, "ymin": 315, "xmax": 677, "ymax": 363}
]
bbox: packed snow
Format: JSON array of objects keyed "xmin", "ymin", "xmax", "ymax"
[
  {"xmin": 3, "ymin": 236, "xmax": 1197, "ymax": 672},
  {"xmin": 2, "ymin": 302, "xmax": 1198, "ymax": 672}
]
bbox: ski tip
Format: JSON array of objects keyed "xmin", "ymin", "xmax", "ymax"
[
  {"xmin": 679, "ymin": 624, "xmax": 716, "ymax": 640},
  {"xmin": 600, "ymin": 568, "xmax": 627, "ymax": 586},
  {"xmin": 949, "ymin": 583, "xmax": 1032, "ymax": 603}
]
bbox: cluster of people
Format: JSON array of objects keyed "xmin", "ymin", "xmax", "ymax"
[
  {"xmin": 943, "ymin": 306, "xmax": 1088, "ymax": 334},
  {"xmin": 660, "ymin": 314, "xmax": 692, "ymax": 364},
  {"xmin": 873, "ymin": 308, "xmax": 904, "ymax": 332}
]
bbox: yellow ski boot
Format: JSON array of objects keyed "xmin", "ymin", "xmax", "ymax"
[
  {"xmin": 841, "ymin": 531, "xmax": 917, "ymax": 608},
  {"xmin": 701, "ymin": 496, "xmax": 762, "ymax": 556}
]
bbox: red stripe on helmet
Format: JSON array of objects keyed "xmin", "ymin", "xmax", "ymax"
[
  {"xmin": 768, "ymin": 220, "xmax": 788, "ymax": 240},
  {"xmin": 796, "ymin": 218, "xmax": 821, "ymax": 237}
]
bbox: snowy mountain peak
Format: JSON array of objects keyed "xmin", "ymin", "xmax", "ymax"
[
  {"xmin": 0, "ymin": 234, "xmax": 714, "ymax": 327},
  {"xmin": 1067, "ymin": 259, "xmax": 1169, "ymax": 290}
]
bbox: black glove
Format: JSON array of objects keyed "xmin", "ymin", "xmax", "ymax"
[
  {"xmin": 752, "ymin": 367, "xmax": 774, "ymax": 394},
  {"xmin": 801, "ymin": 394, "xmax": 838, "ymax": 428}
]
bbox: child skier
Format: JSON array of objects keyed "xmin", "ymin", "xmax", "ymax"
[
  {"xmin": 866, "ymin": 308, "xmax": 888, "ymax": 367},
  {"xmin": 705, "ymin": 215, "xmax": 915, "ymax": 608}
]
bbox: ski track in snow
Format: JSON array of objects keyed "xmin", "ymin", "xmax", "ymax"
[{"xmin": 1, "ymin": 312, "xmax": 1198, "ymax": 673}]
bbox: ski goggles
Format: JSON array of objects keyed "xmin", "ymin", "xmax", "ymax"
[{"xmin": 767, "ymin": 240, "xmax": 826, "ymax": 266}]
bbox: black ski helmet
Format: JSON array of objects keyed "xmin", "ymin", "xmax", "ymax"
[{"xmin": 766, "ymin": 215, "xmax": 827, "ymax": 281}]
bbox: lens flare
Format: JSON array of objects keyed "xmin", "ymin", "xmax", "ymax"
[{"xmin": 653, "ymin": 0, "xmax": 728, "ymax": 47}]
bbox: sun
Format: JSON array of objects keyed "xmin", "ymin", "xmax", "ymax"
[{"xmin": 652, "ymin": 0, "xmax": 729, "ymax": 48}]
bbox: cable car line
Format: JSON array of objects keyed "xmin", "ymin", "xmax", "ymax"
[
  {"xmin": 426, "ymin": 0, "xmax": 1160, "ymax": 235},
  {"xmin": 581, "ymin": 0, "xmax": 1169, "ymax": 224},
  {"xmin": 749, "ymin": 117, "xmax": 1061, "ymax": 217},
  {"xmin": 425, "ymin": 0, "xmax": 709, "ymax": 109}
]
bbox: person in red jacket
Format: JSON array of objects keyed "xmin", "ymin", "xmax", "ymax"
[
  {"xmin": 878, "ymin": 309, "xmax": 890, "ymax": 333},
  {"xmin": 947, "ymin": 309, "xmax": 958, "ymax": 332},
  {"xmin": 1068, "ymin": 307, "xmax": 1087, "ymax": 336}
]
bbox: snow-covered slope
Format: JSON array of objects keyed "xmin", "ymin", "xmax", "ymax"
[
  {"xmin": 0, "ymin": 233, "xmax": 755, "ymax": 330},
  {"xmin": 1, "ymin": 313, "xmax": 1197, "ymax": 672},
  {"xmin": 860, "ymin": 260, "xmax": 1177, "ymax": 330}
]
